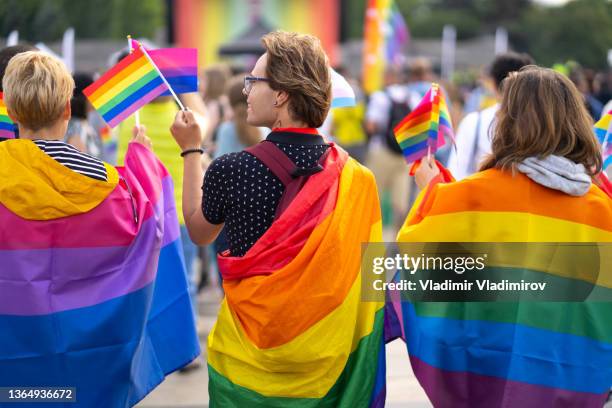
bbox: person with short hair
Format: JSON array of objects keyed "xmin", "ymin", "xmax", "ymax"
[
  {"xmin": 400, "ymin": 66, "xmax": 612, "ymax": 407},
  {"xmin": 0, "ymin": 51, "xmax": 198, "ymax": 406},
  {"xmin": 170, "ymin": 31, "xmax": 385, "ymax": 406}
]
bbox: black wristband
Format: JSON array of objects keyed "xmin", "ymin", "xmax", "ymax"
[{"xmin": 180, "ymin": 148, "xmax": 205, "ymax": 157}]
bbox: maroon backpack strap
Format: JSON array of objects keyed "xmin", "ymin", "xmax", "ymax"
[{"xmin": 245, "ymin": 141, "xmax": 295, "ymax": 186}]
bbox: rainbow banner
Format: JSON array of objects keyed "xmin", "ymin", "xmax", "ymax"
[
  {"xmin": 84, "ymin": 47, "xmax": 169, "ymax": 128},
  {"xmin": 207, "ymin": 145, "xmax": 386, "ymax": 407},
  {"xmin": 595, "ymin": 110, "xmax": 611, "ymax": 169},
  {"xmin": 362, "ymin": 0, "xmax": 409, "ymax": 94},
  {"xmin": 0, "ymin": 141, "xmax": 199, "ymax": 407},
  {"xmin": 393, "ymin": 83, "xmax": 454, "ymax": 164},
  {"xmin": 0, "ymin": 91, "xmax": 16, "ymax": 139},
  {"xmin": 130, "ymin": 39, "xmax": 198, "ymax": 95},
  {"xmin": 392, "ymin": 167, "xmax": 612, "ymax": 407}
]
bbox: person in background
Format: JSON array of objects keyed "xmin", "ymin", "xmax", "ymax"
[
  {"xmin": 570, "ymin": 65, "xmax": 604, "ymax": 120},
  {"xmin": 447, "ymin": 52, "xmax": 534, "ymax": 180},
  {"xmin": 207, "ymin": 75, "xmax": 265, "ymax": 282},
  {"xmin": 366, "ymin": 63, "xmax": 421, "ymax": 229},
  {"xmin": 406, "ymin": 57, "xmax": 435, "ymax": 98},
  {"xmin": 65, "ymin": 72, "xmax": 103, "ymax": 158},
  {"xmin": 329, "ymin": 67, "xmax": 368, "ymax": 163},
  {"xmin": 214, "ymin": 75, "xmax": 265, "ymax": 158},
  {"xmin": 200, "ymin": 64, "xmax": 231, "ymax": 147}
]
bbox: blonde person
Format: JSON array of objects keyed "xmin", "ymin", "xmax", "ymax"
[
  {"xmin": 0, "ymin": 51, "xmax": 197, "ymax": 405},
  {"xmin": 170, "ymin": 31, "xmax": 385, "ymax": 406}
]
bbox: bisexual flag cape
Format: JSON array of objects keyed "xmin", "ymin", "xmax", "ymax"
[
  {"xmin": 207, "ymin": 145, "xmax": 386, "ymax": 407},
  {"xmin": 0, "ymin": 140, "xmax": 200, "ymax": 407},
  {"xmin": 391, "ymin": 168, "xmax": 612, "ymax": 407}
]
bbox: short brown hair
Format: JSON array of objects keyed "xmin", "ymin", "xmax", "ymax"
[
  {"xmin": 3, "ymin": 51, "xmax": 74, "ymax": 131},
  {"xmin": 480, "ymin": 66, "xmax": 602, "ymax": 176},
  {"xmin": 262, "ymin": 31, "xmax": 331, "ymax": 128}
]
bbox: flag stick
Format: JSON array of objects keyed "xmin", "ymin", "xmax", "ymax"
[
  {"xmin": 138, "ymin": 43, "xmax": 186, "ymax": 111},
  {"xmin": 127, "ymin": 35, "xmax": 141, "ymax": 127}
]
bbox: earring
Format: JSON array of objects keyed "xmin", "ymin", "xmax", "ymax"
[{"xmin": 274, "ymin": 101, "xmax": 278, "ymax": 106}]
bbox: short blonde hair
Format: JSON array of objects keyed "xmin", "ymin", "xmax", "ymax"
[
  {"xmin": 2, "ymin": 51, "xmax": 74, "ymax": 130},
  {"xmin": 262, "ymin": 31, "xmax": 331, "ymax": 128}
]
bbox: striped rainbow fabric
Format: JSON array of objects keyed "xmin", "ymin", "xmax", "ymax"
[
  {"xmin": 595, "ymin": 109, "xmax": 612, "ymax": 169},
  {"xmin": 207, "ymin": 144, "xmax": 386, "ymax": 407},
  {"xmin": 0, "ymin": 141, "xmax": 199, "ymax": 407},
  {"xmin": 394, "ymin": 83, "xmax": 454, "ymax": 164},
  {"xmin": 392, "ymin": 168, "xmax": 612, "ymax": 407},
  {"xmin": 0, "ymin": 91, "xmax": 16, "ymax": 139},
  {"xmin": 362, "ymin": 0, "xmax": 408, "ymax": 94},
  {"xmin": 84, "ymin": 47, "xmax": 169, "ymax": 128}
]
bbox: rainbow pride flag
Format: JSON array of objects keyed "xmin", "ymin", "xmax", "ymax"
[
  {"xmin": 0, "ymin": 141, "xmax": 199, "ymax": 407},
  {"xmin": 394, "ymin": 83, "xmax": 454, "ymax": 164},
  {"xmin": 362, "ymin": 0, "xmax": 409, "ymax": 94},
  {"xmin": 207, "ymin": 145, "xmax": 386, "ymax": 407},
  {"xmin": 0, "ymin": 91, "xmax": 16, "ymax": 139},
  {"xmin": 595, "ymin": 110, "xmax": 611, "ymax": 169},
  {"xmin": 392, "ymin": 168, "xmax": 612, "ymax": 407},
  {"xmin": 84, "ymin": 47, "xmax": 169, "ymax": 128},
  {"xmin": 129, "ymin": 39, "xmax": 198, "ymax": 95}
]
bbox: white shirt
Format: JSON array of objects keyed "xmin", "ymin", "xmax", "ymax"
[{"xmin": 447, "ymin": 104, "xmax": 499, "ymax": 180}]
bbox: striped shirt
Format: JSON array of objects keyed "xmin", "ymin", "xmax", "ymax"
[{"xmin": 34, "ymin": 139, "xmax": 108, "ymax": 181}]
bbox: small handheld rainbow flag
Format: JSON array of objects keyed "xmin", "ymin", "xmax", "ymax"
[
  {"xmin": 393, "ymin": 83, "xmax": 454, "ymax": 164},
  {"xmin": 84, "ymin": 47, "xmax": 169, "ymax": 128},
  {"xmin": 0, "ymin": 92, "xmax": 16, "ymax": 139},
  {"xmin": 594, "ymin": 110, "xmax": 611, "ymax": 169}
]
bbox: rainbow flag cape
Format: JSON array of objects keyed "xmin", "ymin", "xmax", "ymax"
[
  {"xmin": 391, "ymin": 168, "xmax": 612, "ymax": 407},
  {"xmin": 595, "ymin": 110, "xmax": 612, "ymax": 169},
  {"xmin": 207, "ymin": 145, "xmax": 386, "ymax": 407},
  {"xmin": 84, "ymin": 47, "xmax": 169, "ymax": 128},
  {"xmin": 129, "ymin": 39, "xmax": 198, "ymax": 95},
  {"xmin": 0, "ymin": 91, "xmax": 16, "ymax": 139},
  {"xmin": 0, "ymin": 141, "xmax": 199, "ymax": 407},
  {"xmin": 394, "ymin": 83, "xmax": 454, "ymax": 164},
  {"xmin": 362, "ymin": 0, "xmax": 409, "ymax": 94}
]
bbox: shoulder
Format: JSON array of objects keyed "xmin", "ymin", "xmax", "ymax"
[{"xmin": 208, "ymin": 150, "xmax": 261, "ymax": 175}]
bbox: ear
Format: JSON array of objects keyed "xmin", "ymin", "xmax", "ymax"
[
  {"xmin": 274, "ymin": 90, "xmax": 290, "ymax": 107},
  {"xmin": 63, "ymin": 100, "xmax": 71, "ymax": 120}
]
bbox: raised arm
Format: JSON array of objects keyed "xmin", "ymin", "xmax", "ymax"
[{"xmin": 170, "ymin": 110, "xmax": 223, "ymax": 245}]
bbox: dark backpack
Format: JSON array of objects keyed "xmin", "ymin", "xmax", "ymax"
[{"xmin": 384, "ymin": 90, "xmax": 412, "ymax": 155}]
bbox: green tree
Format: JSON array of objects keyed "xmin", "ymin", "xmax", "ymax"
[
  {"xmin": 512, "ymin": 0, "xmax": 612, "ymax": 68},
  {"xmin": 0, "ymin": 0, "xmax": 165, "ymax": 42}
]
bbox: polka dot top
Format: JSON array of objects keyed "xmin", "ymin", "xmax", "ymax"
[{"xmin": 202, "ymin": 129, "xmax": 329, "ymax": 257}]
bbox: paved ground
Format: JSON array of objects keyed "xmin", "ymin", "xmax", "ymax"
[{"xmin": 137, "ymin": 286, "xmax": 432, "ymax": 408}]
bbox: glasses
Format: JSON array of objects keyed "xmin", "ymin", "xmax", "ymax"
[{"xmin": 243, "ymin": 75, "xmax": 270, "ymax": 95}]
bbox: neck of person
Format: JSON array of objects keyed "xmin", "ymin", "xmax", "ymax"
[
  {"xmin": 18, "ymin": 120, "xmax": 68, "ymax": 142},
  {"xmin": 270, "ymin": 109, "xmax": 309, "ymax": 130}
]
